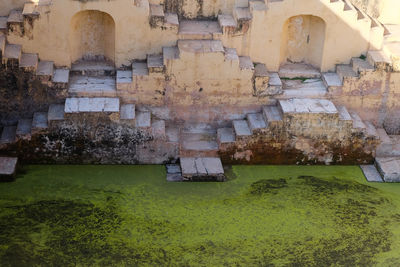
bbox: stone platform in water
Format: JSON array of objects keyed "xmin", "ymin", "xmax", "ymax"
[
  {"xmin": 180, "ymin": 157, "xmax": 225, "ymax": 181},
  {"xmin": 360, "ymin": 165, "xmax": 383, "ymax": 182},
  {"xmin": 0, "ymin": 157, "xmax": 18, "ymax": 181}
]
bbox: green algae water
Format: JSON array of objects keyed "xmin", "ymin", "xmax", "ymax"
[{"xmin": 1, "ymin": 165, "xmax": 400, "ymax": 266}]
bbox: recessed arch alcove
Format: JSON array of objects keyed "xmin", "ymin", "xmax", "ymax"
[
  {"xmin": 280, "ymin": 15, "xmax": 326, "ymax": 69},
  {"xmin": 69, "ymin": 10, "xmax": 115, "ymax": 64}
]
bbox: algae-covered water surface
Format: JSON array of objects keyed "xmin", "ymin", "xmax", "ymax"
[{"xmin": 1, "ymin": 165, "xmax": 400, "ymax": 266}]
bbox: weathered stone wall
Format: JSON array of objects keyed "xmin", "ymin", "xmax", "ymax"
[
  {"xmin": 350, "ymin": 0, "xmax": 400, "ymax": 24},
  {"xmin": 0, "ymin": 116, "xmax": 179, "ymax": 164},
  {"xmin": 0, "ymin": 63, "xmax": 66, "ymax": 126}
]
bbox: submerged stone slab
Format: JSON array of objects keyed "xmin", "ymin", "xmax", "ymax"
[
  {"xmin": 360, "ymin": 165, "xmax": 383, "ymax": 182},
  {"xmin": 0, "ymin": 157, "xmax": 18, "ymax": 181},
  {"xmin": 166, "ymin": 164, "xmax": 183, "ymax": 182},
  {"xmin": 180, "ymin": 157, "xmax": 225, "ymax": 181},
  {"xmin": 375, "ymin": 157, "xmax": 400, "ymax": 182}
]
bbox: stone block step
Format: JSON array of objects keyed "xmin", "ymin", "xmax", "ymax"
[
  {"xmin": 217, "ymin": 128, "xmax": 235, "ymax": 144},
  {"xmin": 178, "ymin": 20, "xmax": 222, "ymax": 39},
  {"xmin": 180, "ymin": 157, "xmax": 224, "ymax": 181},
  {"xmin": 166, "ymin": 126, "xmax": 179, "ymax": 143},
  {"xmin": 16, "ymin": 119, "xmax": 32, "ymax": 139},
  {"xmin": 360, "ymin": 165, "xmax": 383, "ymax": 182},
  {"xmin": 22, "ymin": 2, "xmax": 39, "ymax": 17},
  {"xmin": 48, "ymin": 104, "xmax": 65, "ymax": 122},
  {"xmin": 163, "ymin": 46, "xmax": 180, "ymax": 64},
  {"xmin": 166, "ymin": 164, "xmax": 183, "ymax": 182},
  {"xmin": 234, "ymin": 7, "xmax": 252, "ymax": 22},
  {"xmin": 279, "ymin": 98, "xmax": 337, "ymax": 114},
  {"xmin": 132, "ymin": 62, "xmax": 149, "ymax": 76},
  {"xmin": 239, "ymin": 56, "xmax": 254, "ymax": 70},
  {"xmin": 181, "ymin": 132, "xmax": 218, "ymax": 157},
  {"xmin": 249, "ymin": 0, "xmax": 267, "ymax": 11},
  {"xmin": 365, "ymin": 121, "xmax": 379, "ymax": 138},
  {"xmin": 68, "ymin": 75, "xmax": 116, "ymax": 97},
  {"xmin": 36, "ymin": 61, "xmax": 54, "ymax": 76},
  {"xmin": 254, "ymin": 63, "xmax": 269, "ymax": 77},
  {"xmin": 263, "ymin": 105, "xmax": 283, "ymax": 126},
  {"xmin": 64, "ymin": 97, "xmax": 120, "ymax": 113},
  {"xmin": 7, "ymin": 10, "xmax": 23, "ymax": 24},
  {"xmin": 120, "ymin": 104, "xmax": 135, "ymax": 121},
  {"xmin": 236, "ymin": 0, "xmax": 249, "ymax": 8},
  {"xmin": 116, "ymin": 70, "xmax": 132, "ymax": 86},
  {"xmin": 322, "ymin": 72, "xmax": 343, "ymax": 87},
  {"xmin": 32, "ymin": 112, "xmax": 48, "ymax": 132},
  {"xmin": 52, "ymin": 69, "xmax": 70, "ymax": 84},
  {"xmin": 4, "ymin": 44, "xmax": 21, "ymax": 60},
  {"xmin": 336, "ymin": 64, "xmax": 358, "ymax": 82},
  {"xmin": 149, "ymin": 4, "xmax": 164, "ymax": 20},
  {"xmin": 135, "ymin": 111, "xmax": 151, "ymax": 128},
  {"xmin": 367, "ymin": 50, "xmax": 392, "ymax": 70},
  {"xmin": 377, "ymin": 128, "xmax": 391, "ymax": 144},
  {"xmin": 247, "ymin": 113, "xmax": 267, "ymax": 133},
  {"xmin": 375, "ymin": 157, "xmax": 400, "ymax": 182},
  {"xmin": 0, "ymin": 126, "xmax": 17, "ymax": 144},
  {"xmin": 218, "ymin": 14, "xmax": 237, "ymax": 33},
  {"xmin": 268, "ymin": 72, "xmax": 282, "ymax": 88},
  {"xmin": 233, "ymin": 120, "xmax": 252, "ymax": 138},
  {"xmin": 164, "ymin": 13, "xmax": 179, "ymax": 28},
  {"xmin": 351, "ymin": 57, "xmax": 375, "ymax": 73},
  {"xmin": 279, "ymin": 79, "xmax": 327, "ymax": 99},
  {"xmin": 0, "ymin": 34, "xmax": 5, "ymax": 52},
  {"xmin": 71, "ymin": 60, "xmax": 115, "ymax": 76},
  {"xmin": 337, "ymin": 106, "xmax": 353, "ymax": 126},
  {"xmin": 19, "ymin": 53, "xmax": 38, "ymax": 70},
  {"xmin": 147, "ymin": 54, "xmax": 164, "ymax": 73},
  {"xmin": 278, "ymin": 63, "xmax": 321, "ymax": 79},
  {"xmin": 0, "ymin": 157, "xmax": 18, "ymax": 181},
  {"xmin": 224, "ymin": 48, "xmax": 239, "ymax": 62},
  {"xmin": 0, "ymin": 17, "xmax": 7, "ymax": 31},
  {"xmin": 349, "ymin": 111, "xmax": 366, "ymax": 130},
  {"xmin": 177, "ymin": 39, "xmax": 225, "ymax": 54}
]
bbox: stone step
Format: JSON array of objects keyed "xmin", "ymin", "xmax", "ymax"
[
  {"xmin": 279, "ymin": 79, "xmax": 327, "ymax": 99},
  {"xmin": 178, "ymin": 20, "xmax": 222, "ymax": 39},
  {"xmin": 278, "ymin": 63, "xmax": 321, "ymax": 79},
  {"xmin": 365, "ymin": 121, "xmax": 379, "ymax": 138},
  {"xmin": 336, "ymin": 64, "xmax": 358, "ymax": 82},
  {"xmin": 135, "ymin": 111, "xmax": 151, "ymax": 128},
  {"xmin": 71, "ymin": 60, "xmax": 116, "ymax": 76},
  {"xmin": 116, "ymin": 70, "xmax": 132, "ymax": 90},
  {"xmin": 164, "ymin": 13, "xmax": 179, "ymax": 29},
  {"xmin": 7, "ymin": 10, "xmax": 23, "ymax": 24},
  {"xmin": 236, "ymin": 0, "xmax": 249, "ymax": 8},
  {"xmin": 177, "ymin": 39, "xmax": 225, "ymax": 54},
  {"xmin": 360, "ymin": 165, "xmax": 383, "ymax": 182},
  {"xmin": 163, "ymin": 46, "xmax": 180, "ymax": 64},
  {"xmin": 322, "ymin": 72, "xmax": 343, "ymax": 88},
  {"xmin": 0, "ymin": 17, "xmax": 7, "ymax": 32},
  {"xmin": 224, "ymin": 48, "xmax": 239, "ymax": 62},
  {"xmin": 0, "ymin": 157, "xmax": 18, "ymax": 181},
  {"xmin": 22, "ymin": 2, "xmax": 40, "ymax": 17},
  {"xmin": 147, "ymin": 54, "xmax": 164, "ymax": 73},
  {"xmin": 351, "ymin": 57, "xmax": 375, "ymax": 73},
  {"xmin": 0, "ymin": 126, "xmax": 17, "ymax": 144},
  {"xmin": 349, "ymin": 111, "xmax": 366, "ymax": 130},
  {"xmin": 0, "ymin": 34, "xmax": 5, "ymax": 52},
  {"xmin": 239, "ymin": 56, "xmax": 254, "ymax": 70},
  {"xmin": 180, "ymin": 157, "xmax": 224, "ymax": 181},
  {"xmin": 246, "ymin": 113, "xmax": 267, "ymax": 133},
  {"xmin": 217, "ymin": 128, "xmax": 235, "ymax": 145},
  {"xmin": 262, "ymin": 105, "xmax": 283, "ymax": 127},
  {"xmin": 52, "ymin": 69, "xmax": 70, "ymax": 84},
  {"xmin": 166, "ymin": 164, "xmax": 183, "ymax": 182},
  {"xmin": 16, "ymin": 119, "xmax": 32, "ymax": 139},
  {"xmin": 377, "ymin": 128, "xmax": 392, "ymax": 144},
  {"xmin": 249, "ymin": 0, "xmax": 267, "ymax": 11},
  {"xmin": 31, "ymin": 112, "xmax": 48, "ymax": 134},
  {"xmin": 233, "ymin": 120, "xmax": 252, "ymax": 139},
  {"xmin": 36, "ymin": 61, "xmax": 54, "ymax": 77},
  {"xmin": 64, "ymin": 97, "xmax": 120, "ymax": 113},
  {"xmin": 234, "ymin": 7, "xmax": 252, "ymax": 23},
  {"xmin": 337, "ymin": 105, "xmax": 353, "ymax": 127},
  {"xmin": 19, "ymin": 53, "xmax": 38, "ymax": 70},
  {"xmin": 279, "ymin": 98, "xmax": 337, "ymax": 115},
  {"xmin": 375, "ymin": 157, "xmax": 400, "ymax": 182},
  {"xmin": 218, "ymin": 14, "xmax": 237, "ymax": 33},
  {"xmin": 4, "ymin": 44, "xmax": 21, "ymax": 60},
  {"xmin": 181, "ymin": 132, "xmax": 218, "ymax": 157},
  {"xmin": 120, "ymin": 104, "xmax": 135, "ymax": 122},
  {"xmin": 268, "ymin": 72, "xmax": 282, "ymax": 89},
  {"xmin": 149, "ymin": 4, "xmax": 164, "ymax": 28},
  {"xmin": 47, "ymin": 104, "xmax": 65, "ymax": 123},
  {"xmin": 68, "ymin": 75, "xmax": 116, "ymax": 97},
  {"xmin": 132, "ymin": 62, "xmax": 149, "ymax": 76},
  {"xmin": 367, "ymin": 50, "xmax": 392, "ymax": 70}
]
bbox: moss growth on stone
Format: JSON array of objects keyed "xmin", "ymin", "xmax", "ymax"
[{"xmin": 0, "ymin": 165, "xmax": 400, "ymax": 265}]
